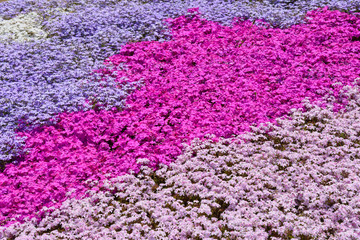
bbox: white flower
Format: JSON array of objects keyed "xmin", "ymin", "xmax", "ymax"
[{"xmin": 0, "ymin": 12, "xmax": 47, "ymax": 42}]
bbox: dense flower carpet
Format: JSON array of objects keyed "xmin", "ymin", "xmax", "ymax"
[{"xmin": 1, "ymin": 0, "xmax": 360, "ymax": 239}]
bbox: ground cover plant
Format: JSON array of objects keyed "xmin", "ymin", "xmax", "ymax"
[
  {"xmin": 3, "ymin": 86, "xmax": 360, "ymax": 239},
  {"xmin": 1, "ymin": 0, "xmax": 360, "ymax": 239},
  {"xmin": 1, "ymin": 0, "xmax": 359, "ymax": 165}
]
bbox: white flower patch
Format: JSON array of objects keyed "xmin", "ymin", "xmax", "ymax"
[{"xmin": 0, "ymin": 12, "xmax": 47, "ymax": 42}]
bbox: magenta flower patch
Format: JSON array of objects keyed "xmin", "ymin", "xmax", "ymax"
[{"xmin": 1, "ymin": 7, "xmax": 360, "ymax": 227}]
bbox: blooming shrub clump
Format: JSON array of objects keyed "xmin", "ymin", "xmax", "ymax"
[
  {"xmin": 2, "ymin": 84, "xmax": 360, "ymax": 239},
  {"xmin": 1, "ymin": 7, "xmax": 360, "ymax": 227}
]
